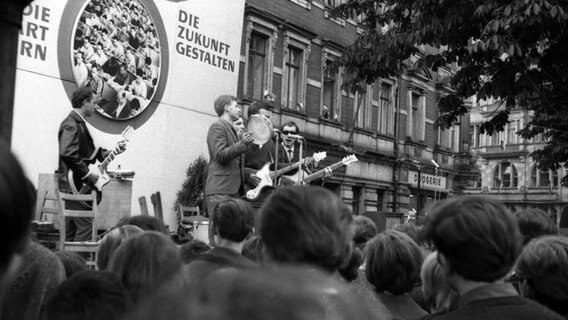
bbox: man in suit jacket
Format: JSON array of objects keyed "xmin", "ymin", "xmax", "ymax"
[
  {"xmin": 205, "ymin": 94, "xmax": 254, "ymax": 219},
  {"xmin": 277, "ymin": 121, "xmax": 313, "ymax": 185},
  {"xmin": 58, "ymin": 87, "xmax": 125, "ymax": 241}
]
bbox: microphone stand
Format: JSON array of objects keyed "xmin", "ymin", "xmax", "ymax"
[
  {"xmin": 273, "ymin": 129, "xmax": 280, "ymax": 187},
  {"xmin": 297, "ymin": 138, "xmax": 304, "ymax": 184}
]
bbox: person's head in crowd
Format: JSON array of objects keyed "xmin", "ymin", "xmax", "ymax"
[
  {"xmin": 43, "ymin": 270, "xmax": 130, "ymax": 320},
  {"xmin": 366, "ymin": 230, "xmax": 423, "ymax": 295},
  {"xmin": 90, "ymin": 63, "xmax": 100, "ymax": 77},
  {"xmin": 213, "ymin": 94, "xmax": 239, "ymax": 119},
  {"xmin": 260, "ymin": 185, "xmax": 353, "ymax": 273},
  {"xmin": 211, "ymin": 198, "xmax": 254, "ymax": 252},
  {"xmin": 124, "ymin": 265, "xmax": 390, "ymax": 320},
  {"xmin": 135, "ymin": 68, "xmax": 144, "ymax": 82},
  {"xmin": 394, "ymin": 222, "xmax": 422, "ymax": 245},
  {"xmin": 281, "ymin": 121, "xmax": 299, "ymax": 146},
  {"xmin": 97, "ymin": 224, "xmax": 144, "ymax": 270},
  {"xmin": 515, "ymin": 235, "xmax": 568, "ymax": 317},
  {"xmin": 514, "ymin": 208, "xmax": 556, "ymax": 245},
  {"xmin": 116, "ymin": 215, "xmax": 168, "ymax": 234},
  {"xmin": 338, "ymin": 246, "xmax": 364, "ymax": 282},
  {"xmin": 247, "ymin": 101, "xmax": 271, "ymax": 120},
  {"xmin": 130, "ymin": 98, "xmax": 141, "ymax": 114},
  {"xmin": 179, "ymin": 239, "xmax": 211, "ymax": 264},
  {"xmin": 0, "ymin": 240, "xmax": 65, "ymax": 320},
  {"xmin": 108, "ymin": 231, "xmax": 183, "ymax": 302},
  {"xmin": 421, "ymin": 251, "xmax": 458, "ymax": 314},
  {"xmin": 0, "ymin": 144, "xmax": 35, "ymax": 288},
  {"xmin": 55, "ymin": 251, "xmax": 88, "ymax": 278},
  {"xmin": 421, "ymin": 196, "xmax": 522, "ymax": 293},
  {"xmin": 144, "ymin": 56, "xmax": 152, "ymax": 67},
  {"xmin": 353, "ymin": 215, "xmax": 377, "ymax": 251},
  {"xmin": 241, "ymin": 235, "xmax": 264, "ymax": 263}
]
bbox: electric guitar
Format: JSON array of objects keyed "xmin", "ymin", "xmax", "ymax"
[
  {"xmin": 245, "ymin": 151, "xmax": 327, "ymax": 201},
  {"xmin": 68, "ymin": 126, "xmax": 134, "ymax": 208},
  {"xmin": 302, "ymin": 154, "xmax": 358, "ymax": 184}
]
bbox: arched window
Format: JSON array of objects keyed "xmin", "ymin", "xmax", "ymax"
[
  {"xmin": 531, "ymin": 165, "xmax": 559, "ymax": 188},
  {"xmin": 493, "ymin": 162, "xmax": 518, "ymax": 188}
]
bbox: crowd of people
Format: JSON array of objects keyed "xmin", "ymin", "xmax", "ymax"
[
  {"xmin": 72, "ymin": 0, "xmax": 160, "ymax": 119},
  {"xmin": 2, "ymin": 92, "xmax": 568, "ymax": 319}
]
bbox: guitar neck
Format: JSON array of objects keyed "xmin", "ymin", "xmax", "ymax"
[
  {"xmin": 303, "ymin": 161, "xmax": 345, "ymax": 184},
  {"xmin": 100, "ymin": 148, "xmax": 120, "ymax": 171},
  {"xmin": 271, "ymin": 157, "xmax": 310, "ymax": 178}
]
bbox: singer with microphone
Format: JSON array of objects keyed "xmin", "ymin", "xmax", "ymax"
[{"xmin": 277, "ymin": 121, "xmax": 315, "ymax": 186}]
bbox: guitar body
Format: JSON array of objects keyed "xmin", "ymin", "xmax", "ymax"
[
  {"xmin": 68, "ymin": 162, "xmax": 109, "ymax": 208},
  {"xmin": 244, "ymin": 152, "xmax": 327, "ymax": 201},
  {"xmin": 245, "ymin": 163, "xmax": 274, "ymax": 201},
  {"xmin": 67, "ymin": 126, "xmax": 134, "ymax": 209}
]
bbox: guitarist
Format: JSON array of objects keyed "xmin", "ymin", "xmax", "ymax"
[
  {"xmin": 277, "ymin": 121, "xmax": 315, "ymax": 185},
  {"xmin": 58, "ymin": 87, "xmax": 126, "ymax": 242}
]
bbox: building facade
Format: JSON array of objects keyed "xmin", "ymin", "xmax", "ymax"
[
  {"xmin": 236, "ymin": 0, "xmax": 471, "ymax": 228},
  {"xmin": 466, "ymin": 101, "xmax": 568, "ymax": 226}
]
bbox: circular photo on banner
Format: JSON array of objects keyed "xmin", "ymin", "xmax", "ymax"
[{"xmin": 71, "ymin": 0, "xmax": 162, "ymax": 120}]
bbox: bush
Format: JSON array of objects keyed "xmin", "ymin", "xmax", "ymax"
[{"xmin": 174, "ymin": 155, "xmax": 207, "ymax": 240}]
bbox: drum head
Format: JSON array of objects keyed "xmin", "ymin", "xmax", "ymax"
[{"xmin": 247, "ymin": 114, "xmax": 273, "ymax": 145}]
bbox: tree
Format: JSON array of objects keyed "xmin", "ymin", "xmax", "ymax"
[
  {"xmin": 174, "ymin": 154, "xmax": 207, "ymax": 239},
  {"xmin": 332, "ymin": 0, "xmax": 568, "ymax": 183}
]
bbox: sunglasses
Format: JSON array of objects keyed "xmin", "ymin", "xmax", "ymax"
[{"xmin": 282, "ymin": 130, "xmax": 297, "ymax": 135}]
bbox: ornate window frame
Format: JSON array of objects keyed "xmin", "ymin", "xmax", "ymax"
[
  {"xmin": 243, "ymin": 16, "xmax": 278, "ymax": 101},
  {"xmin": 321, "ymin": 47, "xmax": 342, "ymax": 122},
  {"xmin": 281, "ymin": 30, "xmax": 311, "ymax": 111}
]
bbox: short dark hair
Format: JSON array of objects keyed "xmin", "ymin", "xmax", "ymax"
[
  {"xmin": 179, "ymin": 239, "xmax": 211, "ymax": 264},
  {"xmin": 213, "ymin": 95, "xmax": 237, "ymax": 117},
  {"xmin": 71, "ymin": 87, "xmax": 94, "ymax": 109},
  {"xmin": 421, "ymin": 196, "xmax": 522, "ymax": 282},
  {"xmin": 281, "ymin": 121, "xmax": 299, "ymax": 134},
  {"xmin": 366, "ymin": 230, "xmax": 423, "ymax": 294},
  {"xmin": 260, "ymin": 186, "xmax": 353, "ymax": 272},
  {"xmin": 353, "ymin": 215, "xmax": 377, "ymax": 249},
  {"xmin": 241, "ymin": 235, "xmax": 264, "ymax": 263},
  {"xmin": 338, "ymin": 246, "xmax": 364, "ymax": 282},
  {"xmin": 247, "ymin": 101, "xmax": 270, "ymax": 118},
  {"xmin": 0, "ymin": 144, "xmax": 35, "ymax": 268},
  {"xmin": 514, "ymin": 208, "xmax": 557, "ymax": 245},
  {"xmin": 145, "ymin": 56, "xmax": 152, "ymax": 65},
  {"xmin": 55, "ymin": 251, "xmax": 88, "ymax": 278},
  {"xmin": 394, "ymin": 222, "xmax": 422, "ymax": 244},
  {"xmin": 136, "ymin": 68, "xmax": 144, "ymax": 77},
  {"xmin": 116, "ymin": 215, "xmax": 168, "ymax": 234},
  {"xmin": 108, "ymin": 231, "xmax": 182, "ymax": 302},
  {"xmin": 515, "ymin": 235, "xmax": 568, "ymax": 315},
  {"xmin": 97, "ymin": 224, "xmax": 144, "ymax": 270},
  {"xmin": 43, "ymin": 270, "xmax": 130, "ymax": 320},
  {"xmin": 212, "ymin": 199, "xmax": 254, "ymax": 243}
]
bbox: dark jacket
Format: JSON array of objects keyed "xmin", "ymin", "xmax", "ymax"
[{"xmin": 58, "ymin": 111, "xmax": 104, "ymax": 192}]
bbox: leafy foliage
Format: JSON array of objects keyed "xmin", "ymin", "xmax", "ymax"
[
  {"xmin": 332, "ymin": 0, "xmax": 568, "ymax": 183},
  {"xmin": 174, "ymin": 155, "xmax": 207, "ymax": 238}
]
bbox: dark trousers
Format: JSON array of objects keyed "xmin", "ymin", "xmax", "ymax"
[{"xmin": 65, "ymin": 217, "xmax": 93, "ymax": 241}]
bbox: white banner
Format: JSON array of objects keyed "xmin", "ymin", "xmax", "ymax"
[{"xmin": 13, "ymin": 0, "xmax": 246, "ymax": 230}]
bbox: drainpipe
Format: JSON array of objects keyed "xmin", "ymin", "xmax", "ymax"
[{"xmin": 392, "ymin": 74, "xmax": 401, "ymax": 213}]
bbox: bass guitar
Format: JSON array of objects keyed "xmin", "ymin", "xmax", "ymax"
[
  {"xmin": 245, "ymin": 151, "xmax": 327, "ymax": 201},
  {"xmin": 302, "ymin": 154, "xmax": 358, "ymax": 184},
  {"xmin": 68, "ymin": 126, "xmax": 134, "ymax": 208}
]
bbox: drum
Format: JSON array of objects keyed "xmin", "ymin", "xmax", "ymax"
[
  {"xmin": 247, "ymin": 114, "xmax": 273, "ymax": 145},
  {"xmin": 192, "ymin": 220, "xmax": 210, "ymax": 244}
]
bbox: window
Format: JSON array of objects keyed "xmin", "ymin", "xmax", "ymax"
[
  {"xmin": 356, "ymin": 88, "xmax": 372, "ymax": 130},
  {"xmin": 531, "ymin": 165, "xmax": 559, "ymax": 187},
  {"xmin": 491, "ymin": 132, "xmax": 500, "ymax": 146},
  {"xmin": 281, "ymin": 31, "xmax": 310, "ymax": 111},
  {"xmin": 408, "ymin": 90, "xmax": 425, "ymax": 141},
  {"xmin": 285, "ymin": 46, "xmax": 302, "ymax": 109},
  {"xmin": 322, "ymin": 55, "xmax": 341, "ymax": 121},
  {"xmin": 493, "ymin": 162, "xmax": 518, "ymax": 188},
  {"xmin": 244, "ymin": 17, "xmax": 277, "ymax": 101},
  {"xmin": 507, "ymin": 122, "xmax": 516, "ymax": 144},
  {"xmin": 247, "ymin": 32, "xmax": 268, "ymax": 101},
  {"xmin": 379, "ymin": 83, "xmax": 393, "ymax": 135}
]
